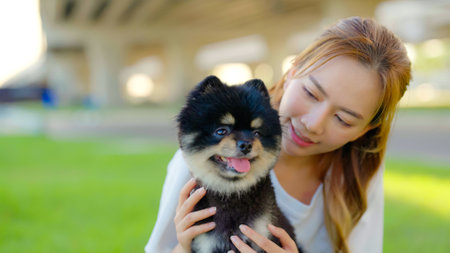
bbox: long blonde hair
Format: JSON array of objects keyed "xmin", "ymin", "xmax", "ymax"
[{"xmin": 269, "ymin": 17, "xmax": 411, "ymax": 252}]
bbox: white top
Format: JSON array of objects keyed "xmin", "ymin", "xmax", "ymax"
[{"xmin": 145, "ymin": 150, "xmax": 384, "ymax": 253}]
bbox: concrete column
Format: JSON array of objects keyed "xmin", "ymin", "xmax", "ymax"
[
  {"xmin": 85, "ymin": 37, "xmax": 126, "ymax": 107},
  {"xmin": 163, "ymin": 39, "xmax": 197, "ymax": 103},
  {"xmin": 265, "ymin": 36, "xmax": 292, "ymax": 86},
  {"xmin": 46, "ymin": 50, "xmax": 89, "ymax": 106}
]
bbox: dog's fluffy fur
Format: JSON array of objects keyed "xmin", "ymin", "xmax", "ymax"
[{"xmin": 177, "ymin": 76, "xmax": 302, "ymax": 253}]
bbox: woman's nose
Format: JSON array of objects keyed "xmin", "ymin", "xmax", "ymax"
[{"xmin": 301, "ymin": 105, "xmax": 328, "ymax": 135}]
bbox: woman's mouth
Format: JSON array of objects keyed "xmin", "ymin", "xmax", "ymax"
[{"xmin": 289, "ymin": 123, "xmax": 316, "ymax": 147}]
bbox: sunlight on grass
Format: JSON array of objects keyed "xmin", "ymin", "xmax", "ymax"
[
  {"xmin": 384, "ymin": 171, "xmax": 450, "ymax": 218},
  {"xmin": 1, "ymin": 136, "xmax": 449, "ymax": 252},
  {"xmin": 383, "ymin": 159, "xmax": 450, "ymax": 252}
]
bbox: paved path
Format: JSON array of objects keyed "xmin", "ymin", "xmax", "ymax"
[
  {"xmin": 1, "ymin": 107, "xmax": 449, "ymax": 164},
  {"xmin": 386, "ymin": 110, "xmax": 450, "ymax": 164}
]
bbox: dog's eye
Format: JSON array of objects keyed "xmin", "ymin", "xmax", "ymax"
[
  {"xmin": 215, "ymin": 127, "xmax": 229, "ymax": 136},
  {"xmin": 253, "ymin": 130, "xmax": 261, "ymax": 137}
]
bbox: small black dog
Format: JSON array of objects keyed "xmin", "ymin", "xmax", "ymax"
[{"xmin": 177, "ymin": 76, "xmax": 302, "ymax": 253}]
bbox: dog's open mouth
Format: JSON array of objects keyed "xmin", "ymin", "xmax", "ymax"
[{"xmin": 211, "ymin": 155, "xmax": 255, "ymax": 174}]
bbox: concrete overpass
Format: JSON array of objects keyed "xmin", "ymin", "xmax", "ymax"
[{"xmin": 38, "ymin": 0, "xmax": 450, "ymax": 107}]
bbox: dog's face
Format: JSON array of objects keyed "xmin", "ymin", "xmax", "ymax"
[{"xmin": 177, "ymin": 76, "xmax": 281, "ymax": 194}]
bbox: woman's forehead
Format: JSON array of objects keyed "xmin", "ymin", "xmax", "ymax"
[{"xmin": 308, "ymin": 56, "xmax": 382, "ymax": 121}]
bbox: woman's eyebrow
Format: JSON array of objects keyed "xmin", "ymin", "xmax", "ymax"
[
  {"xmin": 309, "ymin": 74, "xmax": 364, "ymax": 120},
  {"xmin": 309, "ymin": 75, "xmax": 328, "ymax": 97}
]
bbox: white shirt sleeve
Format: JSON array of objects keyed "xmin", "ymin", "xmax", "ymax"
[
  {"xmin": 348, "ymin": 165, "xmax": 384, "ymax": 253},
  {"xmin": 144, "ymin": 150, "xmax": 192, "ymax": 253}
]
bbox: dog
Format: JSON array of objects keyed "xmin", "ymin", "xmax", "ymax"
[{"xmin": 177, "ymin": 75, "xmax": 302, "ymax": 253}]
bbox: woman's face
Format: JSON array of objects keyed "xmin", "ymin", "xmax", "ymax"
[{"xmin": 278, "ymin": 56, "xmax": 382, "ymax": 157}]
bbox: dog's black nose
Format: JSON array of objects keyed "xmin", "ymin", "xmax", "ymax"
[{"xmin": 237, "ymin": 140, "xmax": 252, "ymax": 154}]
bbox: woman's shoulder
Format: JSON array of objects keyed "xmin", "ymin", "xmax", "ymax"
[
  {"xmin": 165, "ymin": 149, "xmax": 191, "ymax": 183},
  {"xmin": 156, "ymin": 149, "xmax": 191, "ymax": 212},
  {"xmin": 167, "ymin": 149, "xmax": 190, "ymax": 174}
]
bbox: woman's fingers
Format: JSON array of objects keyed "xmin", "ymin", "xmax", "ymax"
[
  {"xmin": 238, "ymin": 224, "xmax": 280, "ymax": 252},
  {"xmin": 181, "ymin": 222, "xmax": 216, "ymax": 242},
  {"xmin": 230, "ymin": 235, "xmax": 257, "ymax": 253},
  {"xmin": 176, "ymin": 178, "xmax": 197, "ymax": 211},
  {"xmin": 174, "ymin": 178, "xmax": 217, "ymax": 252},
  {"xmin": 179, "ymin": 186, "xmax": 206, "ymax": 215},
  {"xmin": 175, "ymin": 186, "xmax": 206, "ymax": 223},
  {"xmin": 177, "ymin": 207, "xmax": 217, "ymax": 232},
  {"xmin": 239, "ymin": 225, "xmax": 280, "ymax": 252},
  {"xmin": 230, "ymin": 224, "xmax": 299, "ymax": 253},
  {"xmin": 268, "ymin": 224, "xmax": 298, "ymax": 251}
]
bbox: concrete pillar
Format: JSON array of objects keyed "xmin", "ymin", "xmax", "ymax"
[
  {"xmin": 47, "ymin": 50, "xmax": 89, "ymax": 105},
  {"xmin": 265, "ymin": 36, "xmax": 292, "ymax": 86},
  {"xmin": 85, "ymin": 37, "xmax": 126, "ymax": 107},
  {"xmin": 163, "ymin": 39, "xmax": 197, "ymax": 103}
]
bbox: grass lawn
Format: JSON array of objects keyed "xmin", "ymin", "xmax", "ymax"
[{"xmin": 0, "ymin": 135, "xmax": 449, "ymax": 252}]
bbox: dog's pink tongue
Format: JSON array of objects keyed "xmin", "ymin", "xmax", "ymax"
[{"xmin": 227, "ymin": 158, "xmax": 251, "ymax": 173}]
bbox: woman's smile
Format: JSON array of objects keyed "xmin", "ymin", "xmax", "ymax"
[{"xmin": 289, "ymin": 122, "xmax": 317, "ymax": 147}]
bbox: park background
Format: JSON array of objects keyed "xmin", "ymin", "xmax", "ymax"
[{"xmin": 0, "ymin": 0, "xmax": 449, "ymax": 252}]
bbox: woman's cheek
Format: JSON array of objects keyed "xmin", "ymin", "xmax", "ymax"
[
  {"xmin": 325, "ymin": 130, "xmax": 362, "ymax": 150},
  {"xmin": 322, "ymin": 133, "xmax": 351, "ymax": 151},
  {"xmin": 280, "ymin": 83, "xmax": 306, "ymax": 115}
]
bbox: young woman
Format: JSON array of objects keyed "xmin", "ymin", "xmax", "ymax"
[{"xmin": 145, "ymin": 17, "xmax": 411, "ymax": 253}]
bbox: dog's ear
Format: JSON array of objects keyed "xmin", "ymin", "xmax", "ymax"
[
  {"xmin": 243, "ymin": 79, "xmax": 269, "ymax": 98},
  {"xmin": 194, "ymin": 75, "xmax": 224, "ymax": 94}
]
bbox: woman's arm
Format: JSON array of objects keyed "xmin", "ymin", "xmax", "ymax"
[
  {"xmin": 348, "ymin": 165, "xmax": 384, "ymax": 253},
  {"xmin": 145, "ymin": 150, "xmax": 216, "ymax": 253},
  {"xmin": 145, "ymin": 150, "xmax": 191, "ymax": 253}
]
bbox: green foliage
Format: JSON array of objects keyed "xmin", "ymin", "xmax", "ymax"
[{"xmin": 0, "ymin": 136, "xmax": 448, "ymax": 252}]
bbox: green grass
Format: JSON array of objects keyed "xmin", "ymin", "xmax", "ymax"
[
  {"xmin": 0, "ymin": 136, "xmax": 449, "ymax": 252},
  {"xmin": 0, "ymin": 135, "xmax": 177, "ymax": 252},
  {"xmin": 384, "ymin": 159, "xmax": 450, "ymax": 252}
]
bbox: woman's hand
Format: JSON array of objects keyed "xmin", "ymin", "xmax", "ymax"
[
  {"xmin": 173, "ymin": 178, "xmax": 216, "ymax": 253},
  {"xmin": 228, "ymin": 224, "xmax": 299, "ymax": 253}
]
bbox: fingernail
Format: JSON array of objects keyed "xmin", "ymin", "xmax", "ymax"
[
  {"xmin": 189, "ymin": 178, "xmax": 195, "ymax": 183},
  {"xmin": 208, "ymin": 222, "xmax": 216, "ymax": 228},
  {"xmin": 230, "ymin": 235, "xmax": 238, "ymax": 243},
  {"xmin": 197, "ymin": 187, "xmax": 205, "ymax": 194},
  {"xmin": 239, "ymin": 224, "xmax": 247, "ymax": 232},
  {"xmin": 209, "ymin": 207, "xmax": 216, "ymax": 214}
]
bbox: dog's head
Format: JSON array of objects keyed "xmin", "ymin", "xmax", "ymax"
[{"xmin": 177, "ymin": 76, "xmax": 281, "ymax": 194}]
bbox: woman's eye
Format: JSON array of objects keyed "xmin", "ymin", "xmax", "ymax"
[
  {"xmin": 303, "ymin": 87, "xmax": 318, "ymax": 101},
  {"xmin": 335, "ymin": 115, "xmax": 351, "ymax": 127},
  {"xmin": 215, "ymin": 128, "xmax": 229, "ymax": 136}
]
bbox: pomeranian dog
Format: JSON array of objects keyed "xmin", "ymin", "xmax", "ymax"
[{"xmin": 177, "ymin": 75, "xmax": 302, "ymax": 253}]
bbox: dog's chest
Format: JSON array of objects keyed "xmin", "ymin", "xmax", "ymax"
[{"xmin": 192, "ymin": 211, "xmax": 272, "ymax": 253}]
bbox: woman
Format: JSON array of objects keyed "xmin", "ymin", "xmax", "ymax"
[{"xmin": 145, "ymin": 17, "xmax": 411, "ymax": 253}]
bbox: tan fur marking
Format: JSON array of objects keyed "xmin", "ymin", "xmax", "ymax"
[
  {"xmin": 180, "ymin": 133, "xmax": 197, "ymax": 148},
  {"xmin": 251, "ymin": 118, "xmax": 263, "ymax": 129},
  {"xmin": 218, "ymin": 135, "xmax": 236, "ymax": 154},
  {"xmin": 252, "ymin": 139, "xmax": 263, "ymax": 153},
  {"xmin": 220, "ymin": 113, "xmax": 235, "ymax": 125}
]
